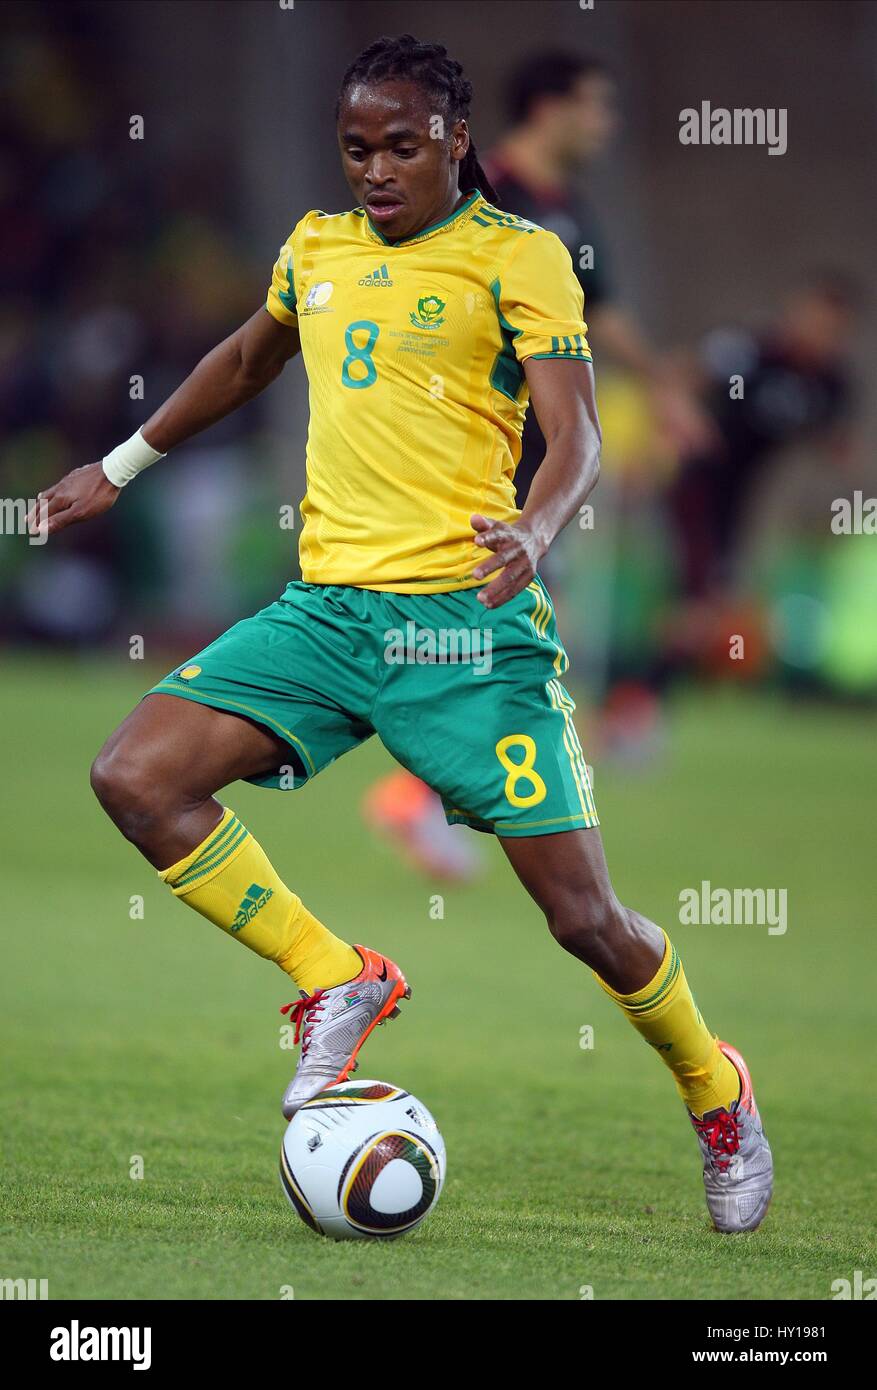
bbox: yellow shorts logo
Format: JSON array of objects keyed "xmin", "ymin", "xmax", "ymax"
[{"xmin": 179, "ymin": 665, "xmax": 202, "ymax": 679}]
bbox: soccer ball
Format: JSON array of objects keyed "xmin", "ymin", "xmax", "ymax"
[{"xmin": 279, "ymin": 1080, "xmax": 446, "ymax": 1240}]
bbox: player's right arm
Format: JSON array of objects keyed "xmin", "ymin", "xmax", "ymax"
[
  {"xmin": 28, "ymin": 305, "xmax": 300, "ymax": 538},
  {"xmin": 144, "ymin": 306, "xmax": 301, "ymax": 454}
]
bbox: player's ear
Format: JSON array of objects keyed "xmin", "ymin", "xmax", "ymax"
[{"xmin": 450, "ymin": 118, "xmax": 469, "ymax": 162}]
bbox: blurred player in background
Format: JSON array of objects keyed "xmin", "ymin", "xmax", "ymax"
[
  {"xmin": 365, "ymin": 49, "xmax": 712, "ymax": 873},
  {"xmin": 662, "ymin": 271, "xmax": 861, "ymax": 674},
  {"xmin": 487, "ymin": 50, "xmax": 715, "ymax": 496}
]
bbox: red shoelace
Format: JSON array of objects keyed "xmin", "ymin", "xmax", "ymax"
[
  {"xmin": 692, "ymin": 1110, "xmax": 740, "ymax": 1172},
  {"xmin": 280, "ymin": 990, "xmax": 327, "ymax": 1057}
]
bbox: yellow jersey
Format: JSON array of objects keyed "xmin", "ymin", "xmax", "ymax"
[{"xmin": 265, "ymin": 188, "xmax": 591, "ymax": 592}]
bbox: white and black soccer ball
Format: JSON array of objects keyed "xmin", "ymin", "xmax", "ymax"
[{"xmin": 279, "ymin": 1080, "xmax": 446, "ymax": 1240}]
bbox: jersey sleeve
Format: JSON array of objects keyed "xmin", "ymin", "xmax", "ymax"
[
  {"xmin": 266, "ymin": 230, "xmax": 299, "ymax": 325},
  {"xmin": 498, "ymin": 230, "xmax": 591, "ymax": 364}
]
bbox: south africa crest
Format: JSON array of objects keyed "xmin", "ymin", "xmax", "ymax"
[{"xmin": 409, "ymin": 294, "xmax": 446, "ymax": 330}]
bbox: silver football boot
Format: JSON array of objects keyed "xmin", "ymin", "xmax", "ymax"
[
  {"xmin": 280, "ymin": 944, "xmax": 410, "ymax": 1119},
  {"xmin": 689, "ymin": 1040, "xmax": 774, "ymax": 1233}
]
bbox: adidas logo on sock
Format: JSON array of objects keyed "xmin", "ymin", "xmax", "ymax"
[
  {"xmin": 358, "ymin": 264, "xmax": 393, "ymax": 286},
  {"xmin": 232, "ymin": 882, "xmax": 274, "ymax": 931}
]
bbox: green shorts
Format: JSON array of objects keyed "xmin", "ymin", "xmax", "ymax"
[{"xmin": 146, "ymin": 579, "xmax": 598, "ymax": 838}]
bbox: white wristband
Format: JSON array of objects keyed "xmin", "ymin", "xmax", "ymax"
[{"xmin": 102, "ymin": 429, "xmax": 166, "ymax": 488}]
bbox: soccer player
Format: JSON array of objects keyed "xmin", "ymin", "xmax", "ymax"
[{"xmin": 30, "ymin": 35, "xmax": 772, "ymax": 1233}]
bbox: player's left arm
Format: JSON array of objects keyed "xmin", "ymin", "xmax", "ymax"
[{"xmin": 472, "ymin": 357, "xmax": 601, "ymax": 609}]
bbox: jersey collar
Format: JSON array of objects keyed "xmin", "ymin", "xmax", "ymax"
[{"xmin": 358, "ymin": 188, "xmax": 483, "ymax": 247}]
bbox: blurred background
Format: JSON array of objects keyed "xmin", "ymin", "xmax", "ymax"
[
  {"xmin": 2, "ymin": 0, "xmax": 876, "ymax": 711},
  {"xmin": 2, "ymin": 0, "xmax": 876, "ymax": 1300}
]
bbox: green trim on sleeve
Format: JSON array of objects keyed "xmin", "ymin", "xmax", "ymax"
[
  {"xmin": 526, "ymin": 350, "xmax": 593, "ymax": 362},
  {"xmin": 278, "ymin": 252, "xmax": 297, "ymax": 313},
  {"xmin": 488, "ymin": 277, "xmax": 526, "ymax": 402},
  {"xmin": 266, "ymin": 298, "xmax": 298, "ymax": 326}
]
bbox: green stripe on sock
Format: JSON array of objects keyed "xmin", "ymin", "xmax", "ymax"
[
  {"xmin": 174, "ymin": 821, "xmax": 248, "ymax": 890},
  {"xmin": 174, "ymin": 825, "xmax": 249, "ymax": 890},
  {"xmin": 621, "ymin": 945, "xmax": 681, "ymax": 1015},
  {"xmin": 167, "ymin": 814, "xmax": 240, "ymax": 887},
  {"xmin": 194, "ymin": 814, "xmax": 240, "ymax": 862},
  {"xmin": 182, "ymin": 814, "xmax": 241, "ymax": 869}
]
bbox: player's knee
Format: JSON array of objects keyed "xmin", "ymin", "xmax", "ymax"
[
  {"xmin": 90, "ymin": 743, "xmax": 169, "ymax": 839},
  {"xmin": 544, "ymin": 882, "xmax": 626, "ymax": 960}
]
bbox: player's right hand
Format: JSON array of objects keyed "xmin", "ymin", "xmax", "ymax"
[{"xmin": 26, "ymin": 462, "xmax": 120, "ymax": 539}]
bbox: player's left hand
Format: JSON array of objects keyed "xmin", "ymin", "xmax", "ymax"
[{"xmin": 471, "ymin": 514, "xmax": 545, "ymax": 609}]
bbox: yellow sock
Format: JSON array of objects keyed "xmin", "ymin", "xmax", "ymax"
[
  {"xmin": 594, "ymin": 929, "xmax": 740, "ymax": 1118},
  {"xmin": 157, "ymin": 806, "xmax": 362, "ymax": 994}
]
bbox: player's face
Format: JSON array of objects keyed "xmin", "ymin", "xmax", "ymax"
[
  {"xmin": 554, "ymin": 73, "xmax": 618, "ymax": 164},
  {"xmin": 338, "ymin": 80, "xmax": 468, "ymax": 241}
]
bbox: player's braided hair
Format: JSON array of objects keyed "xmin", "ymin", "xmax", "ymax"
[{"xmin": 337, "ymin": 34, "xmax": 499, "ymax": 203}]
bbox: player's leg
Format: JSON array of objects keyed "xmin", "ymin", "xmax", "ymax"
[
  {"xmin": 91, "ymin": 581, "xmax": 413, "ymax": 1113},
  {"xmin": 499, "ymin": 825, "xmax": 772, "ymax": 1233},
  {"xmin": 499, "ymin": 825, "xmax": 739, "ymax": 1110},
  {"xmin": 90, "ymin": 691, "xmax": 363, "ymax": 990},
  {"xmin": 375, "ymin": 577, "xmax": 771, "ymax": 1231}
]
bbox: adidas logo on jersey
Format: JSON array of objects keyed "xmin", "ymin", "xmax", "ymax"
[{"xmin": 358, "ymin": 264, "xmax": 393, "ymax": 287}]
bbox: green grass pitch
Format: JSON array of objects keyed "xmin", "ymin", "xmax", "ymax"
[{"xmin": 1, "ymin": 653, "xmax": 874, "ymax": 1300}]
